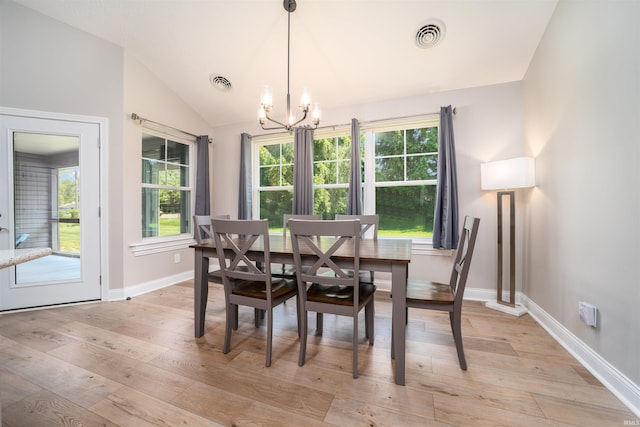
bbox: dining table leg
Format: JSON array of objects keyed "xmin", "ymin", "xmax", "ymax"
[
  {"xmin": 194, "ymin": 248, "xmax": 209, "ymax": 337},
  {"xmin": 391, "ymin": 262, "xmax": 407, "ymax": 385}
]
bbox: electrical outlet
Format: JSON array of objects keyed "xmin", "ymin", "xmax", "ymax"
[
  {"xmin": 174, "ymin": 253, "xmax": 181, "ymax": 263},
  {"xmin": 578, "ymin": 301, "xmax": 597, "ymax": 327}
]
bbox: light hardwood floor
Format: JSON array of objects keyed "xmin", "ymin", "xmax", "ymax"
[{"xmin": 1, "ymin": 280, "xmax": 636, "ymax": 426}]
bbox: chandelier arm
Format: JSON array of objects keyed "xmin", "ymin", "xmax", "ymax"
[
  {"xmin": 289, "ymin": 109, "xmax": 309, "ymax": 128},
  {"xmin": 263, "ymin": 111, "xmax": 289, "ymax": 129}
]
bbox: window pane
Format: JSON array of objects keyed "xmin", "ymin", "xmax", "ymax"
[
  {"xmin": 338, "ymin": 160, "xmax": 350, "ymax": 184},
  {"xmin": 407, "ymin": 154, "xmax": 437, "ymax": 180},
  {"xmin": 142, "ymin": 159, "xmax": 162, "ymax": 184},
  {"xmin": 314, "ymin": 187, "xmax": 348, "ymax": 220},
  {"xmin": 159, "ymin": 189, "xmax": 190, "ymax": 235},
  {"xmin": 163, "ymin": 164, "xmax": 189, "ymax": 187},
  {"xmin": 375, "ymin": 130, "xmax": 404, "ymax": 156},
  {"xmin": 282, "ymin": 142, "xmax": 294, "ymax": 163},
  {"xmin": 376, "ymin": 185, "xmax": 436, "ymax": 237},
  {"xmin": 142, "ymin": 187, "xmax": 160, "ymax": 237},
  {"xmin": 260, "ymin": 144, "xmax": 280, "ymax": 166},
  {"xmin": 314, "ymin": 161, "xmax": 336, "ymax": 185},
  {"xmin": 142, "ymin": 134, "xmax": 166, "ymax": 161},
  {"xmin": 166, "ymin": 139, "xmax": 189, "ymax": 165},
  {"xmin": 282, "ymin": 164, "xmax": 293, "ymax": 186},
  {"xmin": 406, "ymin": 127, "xmax": 438, "ymax": 155},
  {"xmin": 260, "ymin": 166, "xmax": 281, "ymax": 187},
  {"xmin": 259, "ymin": 190, "xmax": 293, "ymax": 231},
  {"xmin": 314, "ymin": 138, "xmax": 334, "ymax": 162},
  {"xmin": 337, "ymin": 136, "xmax": 350, "ymax": 159},
  {"xmin": 376, "ymin": 157, "xmax": 404, "ymax": 181}
]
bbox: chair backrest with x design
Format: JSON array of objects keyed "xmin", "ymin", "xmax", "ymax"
[
  {"xmin": 335, "ymin": 214, "xmax": 378, "ymax": 240},
  {"xmin": 211, "ymin": 218, "xmax": 271, "ymax": 291},
  {"xmin": 282, "ymin": 214, "xmax": 322, "ymax": 240}
]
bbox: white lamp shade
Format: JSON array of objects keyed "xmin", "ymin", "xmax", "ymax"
[{"xmin": 480, "ymin": 157, "xmax": 535, "ymax": 190}]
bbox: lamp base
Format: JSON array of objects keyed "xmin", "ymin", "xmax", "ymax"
[{"xmin": 485, "ymin": 300, "xmax": 527, "ymax": 317}]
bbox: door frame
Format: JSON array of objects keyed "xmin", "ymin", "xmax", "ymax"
[{"xmin": 0, "ymin": 106, "xmax": 109, "ymax": 305}]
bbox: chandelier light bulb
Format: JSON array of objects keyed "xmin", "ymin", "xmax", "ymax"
[
  {"xmin": 312, "ymin": 103, "xmax": 321, "ymax": 124},
  {"xmin": 258, "ymin": 105, "xmax": 267, "ymax": 124},
  {"xmin": 300, "ymin": 87, "xmax": 311, "ymax": 110},
  {"xmin": 261, "ymin": 86, "xmax": 273, "ymax": 109}
]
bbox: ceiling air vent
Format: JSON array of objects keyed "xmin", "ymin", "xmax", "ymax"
[
  {"xmin": 210, "ymin": 74, "xmax": 232, "ymax": 91},
  {"xmin": 415, "ymin": 20, "xmax": 445, "ymax": 48}
]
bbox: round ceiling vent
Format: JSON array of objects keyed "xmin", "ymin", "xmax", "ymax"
[
  {"xmin": 415, "ymin": 20, "xmax": 445, "ymax": 48},
  {"xmin": 209, "ymin": 74, "xmax": 232, "ymax": 91}
]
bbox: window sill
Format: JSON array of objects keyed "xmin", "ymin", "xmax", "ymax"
[
  {"xmin": 411, "ymin": 239, "xmax": 454, "ymax": 256},
  {"xmin": 130, "ymin": 235, "xmax": 195, "ymax": 257}
]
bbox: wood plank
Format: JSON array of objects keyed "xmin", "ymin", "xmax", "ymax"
[
  {"xmin": 2, "ymin": 390, "xmax": 117, "ymax": 427},
  {"xmin": 0, "ymin": 343, "xmax": 122, "ymax": 408},
  {"xmin": 90, "ymin": 386, "xmax": 223, "ymax": 427}
]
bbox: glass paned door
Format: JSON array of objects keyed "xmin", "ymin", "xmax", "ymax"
[{"xmin": 0, "ymin": 112, "xmax": 101, "ymax": 311}]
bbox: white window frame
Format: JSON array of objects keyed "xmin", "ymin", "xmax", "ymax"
[{"xmin": 131, "ymin": 128, "xmax": 195, "ymax": 256}]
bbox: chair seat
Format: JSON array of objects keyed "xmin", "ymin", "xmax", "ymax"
[
  {"xmin": 308, "ymin": 283, "xmax": 376, "ymax": 306},
  {"xmin": 232, "ymin": 278, "xmax": 297, "ymax": 300},
  {"xmin": 406, "ymin": 279, "xmax": 454, "ymax": 305}
]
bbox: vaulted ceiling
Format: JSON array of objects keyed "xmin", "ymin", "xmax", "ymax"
[{"xmin": 12, "ymin": 0, "xmax": 558, "ymax": 128}]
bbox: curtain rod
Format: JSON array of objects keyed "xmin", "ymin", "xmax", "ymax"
[
  {"xmin": 318, "ymin": 107, "xmax": 456, "ymax": 131},
  {"xmin": 130, "ymin": 113, "xmax": 212, "ymax": 143},
  {"xmin": 256, "ymin": 107, "xmax": 456, "ymax": 138}
]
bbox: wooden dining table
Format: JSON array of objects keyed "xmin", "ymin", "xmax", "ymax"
[{"xmin": 191, "ymin": 235, "xmax": 412, "ymax": 385}]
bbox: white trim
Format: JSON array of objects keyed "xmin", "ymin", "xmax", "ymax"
[
  {"xmin": 522, "ymin": 294, "xmax": 640, "ymax": 418},
  {"xmin": 108, "ymin": 270, "xmax": 193, "ymax": 301},
  {"xmin": 130, "ymin": 236, "xmax": 195, "ymax": 256}
]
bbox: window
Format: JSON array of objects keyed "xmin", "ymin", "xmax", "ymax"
[
  {"xmin": 253, "ymin": 117, "xmax": 438, "ymax": 239},
  {"xmin": 371, "ymin": 125, "xmax": 438, "ymax": 238},
  {"xmin": 141, "ymin": 132, "xmax": 192, "ymax": 238}
]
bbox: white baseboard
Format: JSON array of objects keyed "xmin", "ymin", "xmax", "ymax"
[
  {"xmin": 107, "ymin": 271, "xmax": 194, "ymax": 301},
  {"xmin": 521, "ymin": 294, "xmax": 640, "ymax": 418}
]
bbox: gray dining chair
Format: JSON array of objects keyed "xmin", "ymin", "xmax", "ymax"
[
  {"xmin": 392, "ymin": 215, "xmax": 480, "ymax": 370},
  {"xmin": 289, "ymin": 218, "xmax": 376, "ymax": 378},
  {"xmin": 335, "ymin": 214, "xmax": 379, "ymax": 284},
  {"xmin": 212, "ymin": 218, "xmax": 298, "ymax": 367},
  {"xmin": 270, "ymin": 214, "xmax": 323, "ymax": 278}
]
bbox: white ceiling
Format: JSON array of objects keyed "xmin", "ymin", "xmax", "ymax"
[{"xmin": 12, "ymin": 0, "xmax": 558, "ymax": 129}]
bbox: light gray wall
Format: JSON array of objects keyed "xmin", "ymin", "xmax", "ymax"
[
  {"xmin": 523, "ymin": 0, "xmax": 640, "ymax": 386},
  {"xmin": 1, "ymin": 0, "xmax": 126, "ymax": 289},
  {"xmin": 211, "ymin": 81, "xmax": 527, "ymax": 291},
  {"xmin": 1, "ymin": 1, "xmax": 214, "ymax": 294}
]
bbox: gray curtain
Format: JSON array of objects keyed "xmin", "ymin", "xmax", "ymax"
[
  {"xmin": 238, "ymin": 132, "xmax": 252, "ymax": 219},
  {"xmin": 293, "ymin": 127, "xmax": 314, "ymax": 215},
  {"xmin": 347, "ymin": 118, "xmax": 363, "ymax": 215},
  {"xmin": 433, "ymin": 106, "xmax": 459, "ymax": 249},
  {"xmin": 194, "ymin": 135, "xmax": 210, "ymax": 216}
]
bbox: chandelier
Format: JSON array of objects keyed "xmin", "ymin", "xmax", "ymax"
[{"xmin": 258, "ymin": 0, "xmax": 320, "ymax": 131}]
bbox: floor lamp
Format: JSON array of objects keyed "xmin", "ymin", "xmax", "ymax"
[{"xmin": 481, "ymin": 157, "xmax": 535, "ymax": 317}]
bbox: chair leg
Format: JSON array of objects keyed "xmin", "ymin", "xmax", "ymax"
[
  {"xmin": 298, "ymin": 307, "xmax": 308, "ymax": 367},
  {"xmin": 224, "ymin": 303, "xmax": 234, "ymax": 354},
  {"xmin": 254, "ymin": 308, "xmax": 261, "ymax": 328},
  {"xmin": 265, "ymin": 308, "xmax": 273, "ymax": 367},
  {"xmin": 316, "ymin": 312, "xmax": 323, "ymax": 336},
  {"xmin": 233, "ymin": 305, "xmax": 239, "ymax": 330},
  {"xmin": 449, "ymin": 310, "xmax": 467, "ymax": 370},
  {"xmin": 365, "ymin": 300, "xmax": 375, "ymax": 345},
  {"xmin": 352, "ymin": 315, "xmax": 359, "ymax": 378}
]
